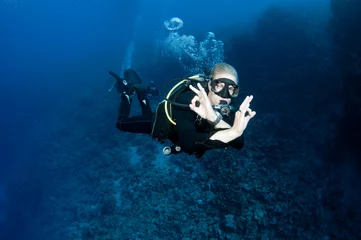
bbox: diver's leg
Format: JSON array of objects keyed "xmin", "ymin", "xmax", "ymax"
[
  {"xmin": 135, "ymin": 86, "xmax": 152, "ymax": 116},
  {"xmin": 116, "ymin": 84, "xmax": 137, "ymax": 124},
  {"xmin": 117, "ymin": 93, "xmax": 132, "ymax": 122},
  {"xmin": 116, "ymin": 114, "xmax": 153, "ymax": 134},
  {"xmin": 116, "ymin": 90, "xmax": 153, "ymax": 134}
]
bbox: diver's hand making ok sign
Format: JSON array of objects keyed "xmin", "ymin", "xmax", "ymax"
[
  {"xmin": 189, "ymin": 83, "xmax": 218, "ymax": 122},
  {"xmin": 232, "ymin": 95, "xmax": 256, "ymax": 136}
]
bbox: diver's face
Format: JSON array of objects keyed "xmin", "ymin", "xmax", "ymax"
[{"xmin": 208, "ymin": 73, "xmax": 238, "ymax": 105}]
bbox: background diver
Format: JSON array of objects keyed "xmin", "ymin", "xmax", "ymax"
[
  {"xmin": 109, "ymin": 63, "xmax": 256, "ymax": 158},
  {"xmin": 145, "ymin": 81, "xmax": 159, "ymax": 100}
]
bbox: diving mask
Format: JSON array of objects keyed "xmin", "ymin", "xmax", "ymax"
[{"xmin": 210, "ymin": 78, "xmax": 240, "ymax": 98}]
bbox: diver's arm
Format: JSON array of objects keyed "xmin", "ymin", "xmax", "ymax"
[
  {"xmin": 210, "ymin": 111, "xmax": 245, "ymax": 147},
  {"xmin": 209, "ymin": 128, "xmax": 241, "ymax": 143},
  {"xmin": 176, "ymin": 92, "xmax": 239, "ymax": 152},
  {"xmin": 205, "ymin": 108, "xmax": 232, "ymax": 129},
  {"xmin": 176, "ymin": 109, "xmax": 241, "ymax": 152},
  {"xmin": 177, "ymin": 114, "xmax": 243, "ymax": 152},
  {"xmin": 202, "ymin": 112, "xmax": 244, "ymax": 146},
  {"xmin": 214, "ymin": 119, "xmax": 231, "ymax": 129}
]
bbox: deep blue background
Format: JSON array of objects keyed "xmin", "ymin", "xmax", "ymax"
[
  {"xmin": 2, "ymin": 0, "xmax": 359, "ymax": 239},
  {"xmin": 0, "ymin": 0, "xmax": 291, "ymax": 178}
]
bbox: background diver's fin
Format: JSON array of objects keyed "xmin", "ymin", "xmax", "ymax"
[
  {"xmin": 123, "ymin": 69, "xmax": 141, "ymax": 85},
  {"xmin": 108, "ymin": 71, "xmax": 126, "ymax": 93},
  {"xmin": 108, "ymin": 69, "xmax": 143, "ymax": 93},
  {"xmin": 109, "ymin": 71, "xmax": 122, "ymax": 81}
]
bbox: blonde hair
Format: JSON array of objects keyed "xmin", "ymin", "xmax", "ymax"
[{"xmin": 211, "ymin": 62, "xmax": 238, "ymax": 83}]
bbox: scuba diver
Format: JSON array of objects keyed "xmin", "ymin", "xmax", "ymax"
[
  {"xmin": 109, "ymin": 63, "xmax": 256, "ymax": 158},
  {"xmin": 145, "ymin": 81, "xmax": 160, "ymax": 100}
]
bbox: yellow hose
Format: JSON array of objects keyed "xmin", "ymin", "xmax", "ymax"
[{"xmin": 165, "ymin": 75, "xmax": 201, "ymax": 125}]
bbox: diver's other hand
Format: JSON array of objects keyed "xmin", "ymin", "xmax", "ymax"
[
  {"xmin": 231, "ymin": 95, "xmax": 256, "ymax": 136},
  {"xmin": 189, "ymin": 83, "xmax": 217, "ymax": 121}
]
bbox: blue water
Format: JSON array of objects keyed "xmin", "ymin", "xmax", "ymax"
[{"xmin": 1, "ymin": 0, "xmax": 360, "ymax": 239}]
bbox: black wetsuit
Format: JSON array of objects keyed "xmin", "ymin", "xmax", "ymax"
[
  {"xmin": 116, "ymin": 81, "xmax": 245, "ymax": 157},
  {"xmin": 116, "ymin": 88, "xmax": 153, "ymax": 134}
]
